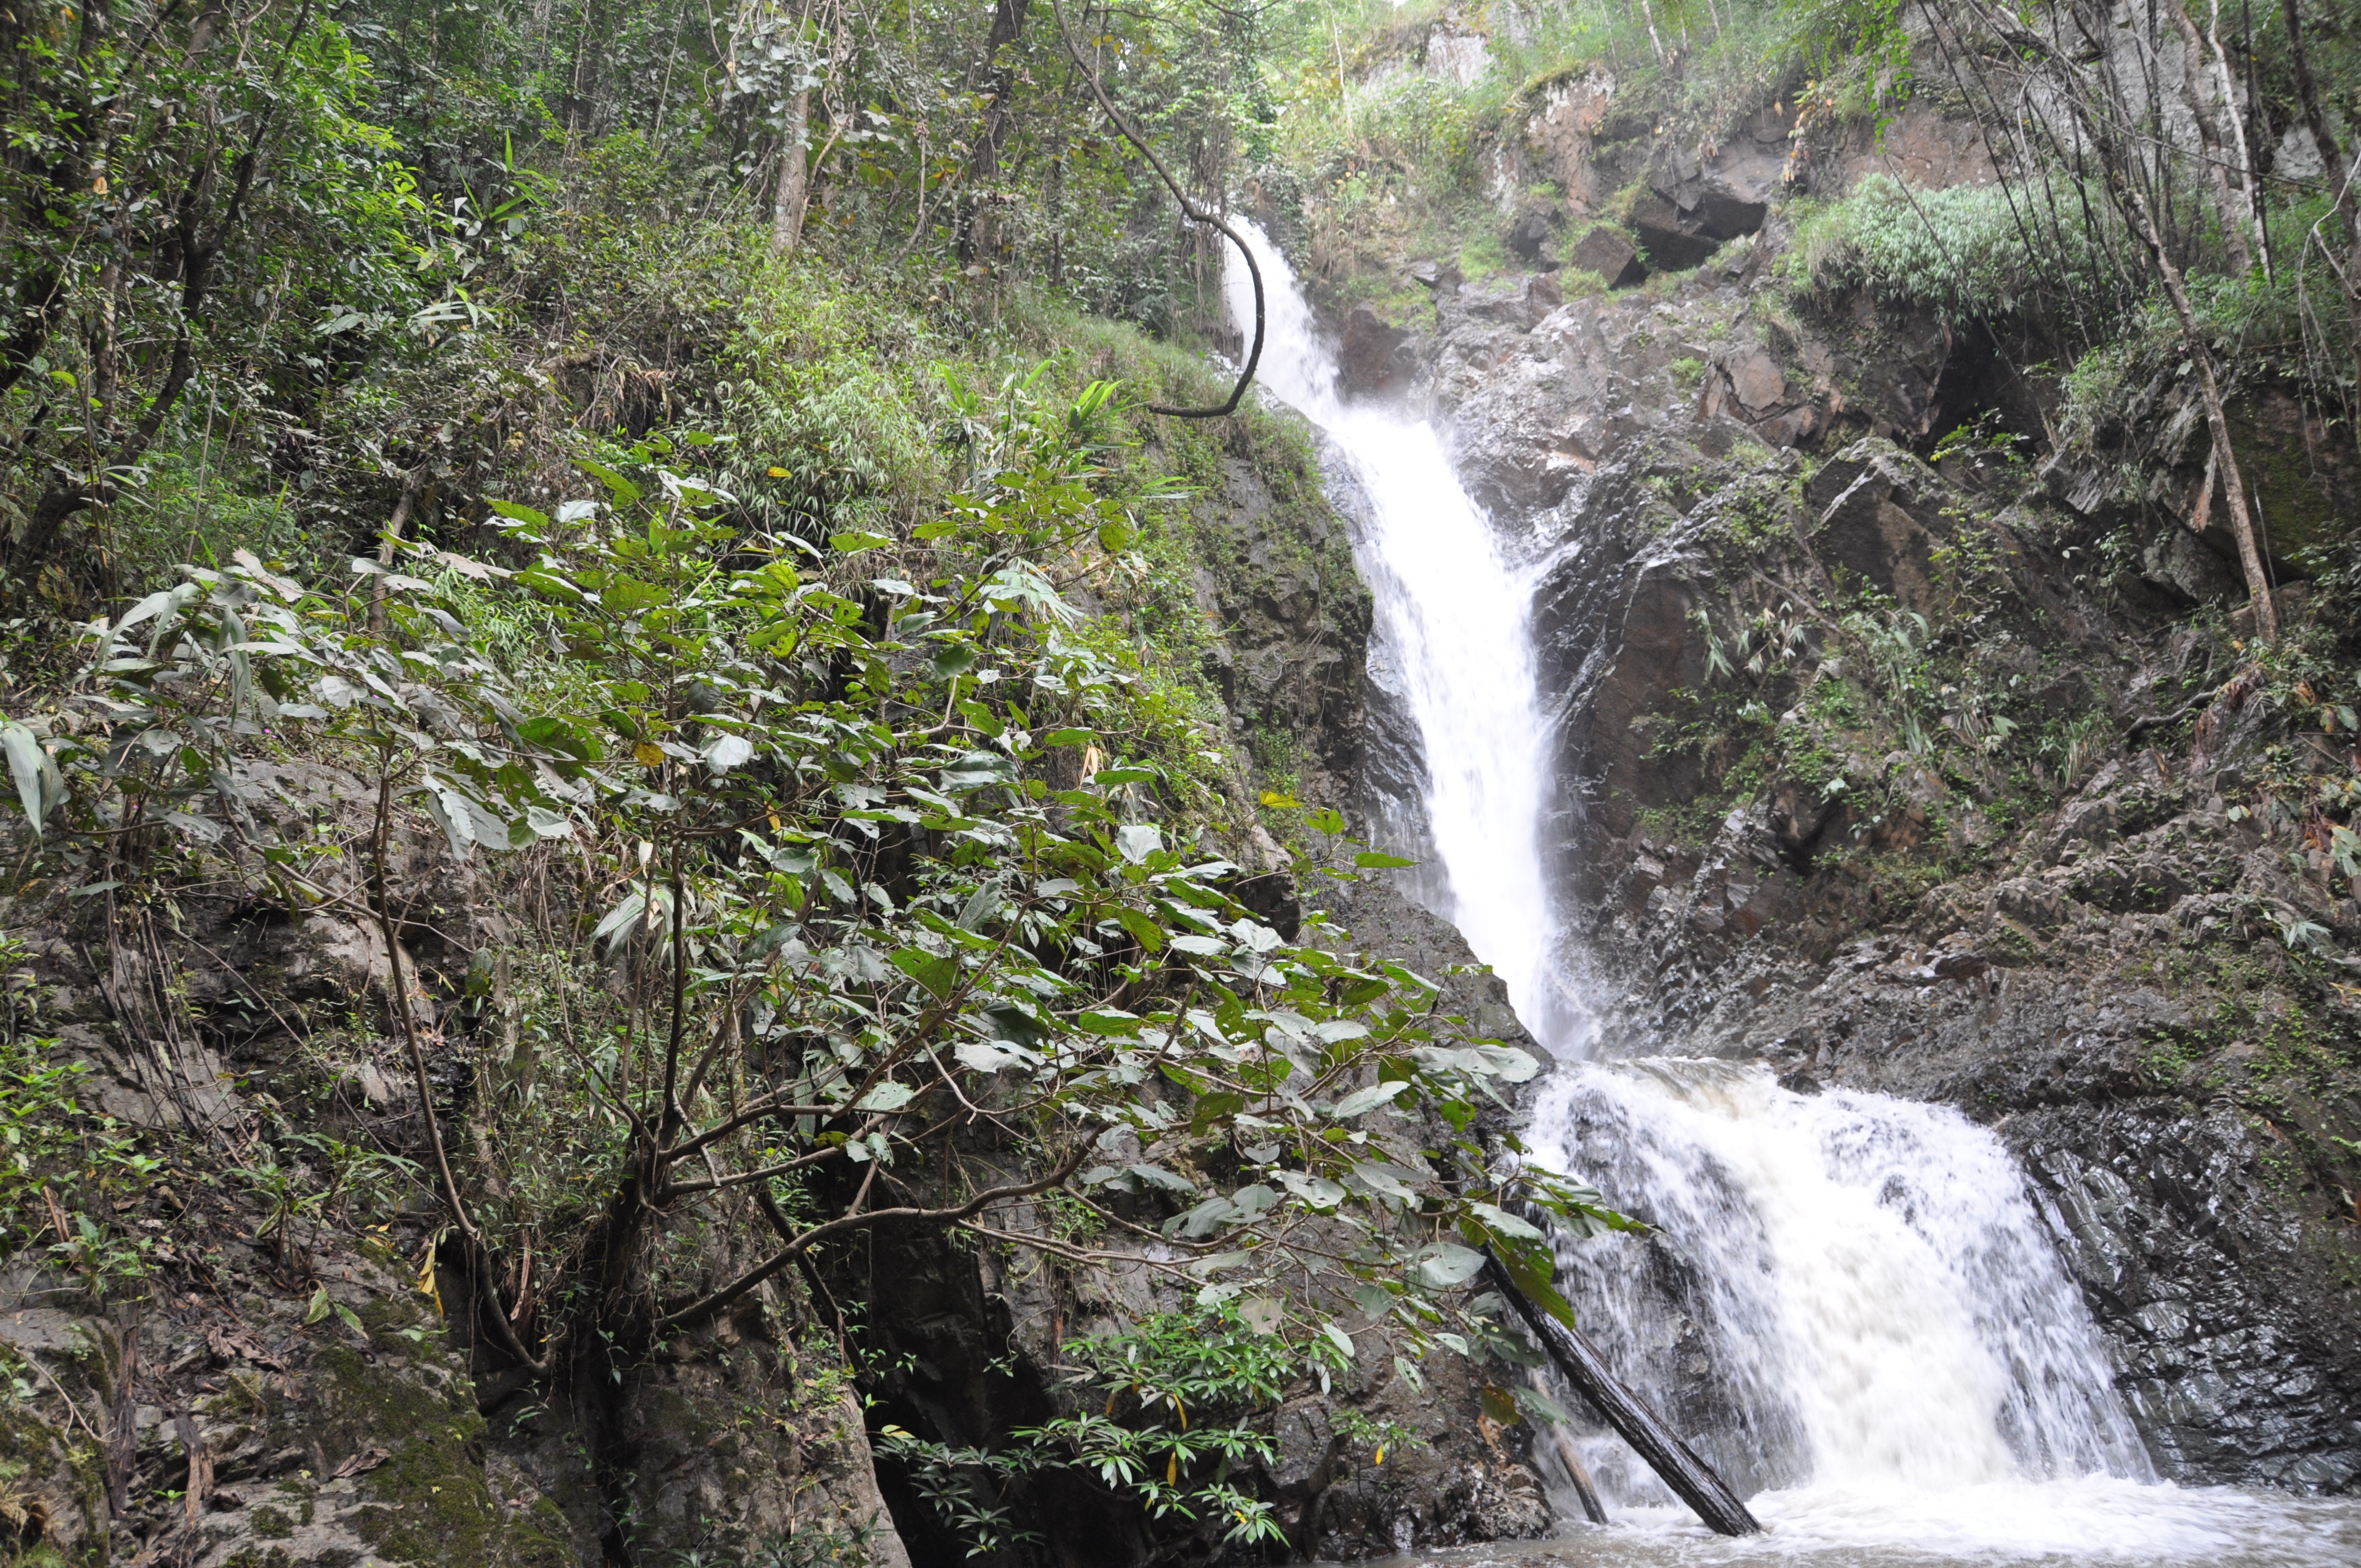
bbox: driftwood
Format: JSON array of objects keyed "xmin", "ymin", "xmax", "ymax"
[{"xmin": 1485, "ymin": 1257, "xmax": 1763, "ymax": 1537}]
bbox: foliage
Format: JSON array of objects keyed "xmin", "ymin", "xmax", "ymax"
[
  {"xmin": 1781, "ymin": 175, "xmax": 2113, "ymax": 327},
  {"xmin": 0, "ymin": 964, "xmax": 165, "ymax": 1300},
  {"xmin": 877, "ymin": 1300, "xmax": 1343, "ymax": 1556},
  {"xmin": 0, "ymin": 373, "xmax": 1623, "ymax": 1419}
]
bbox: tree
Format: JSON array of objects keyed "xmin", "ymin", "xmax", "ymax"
[
  {"xmin": 1928, "ymin": 0, "xmax": 2280, "ymax": 642},
  {"xmin": 10, "ymin": 380, "xmax": 1625, "ymax": 1437},
  {"xmin": 1, "ymin": 2, "xmax": 415, "ymax": 573}
]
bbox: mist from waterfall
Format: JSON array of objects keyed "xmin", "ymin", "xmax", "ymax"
[{"xmin": 1221, "ymin": 222, "xmax": 2359, "ymax": 1564}]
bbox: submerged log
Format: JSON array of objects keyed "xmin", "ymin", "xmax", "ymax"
[
  {"xmin": 1547, "ymin": 1424, "xmax": 1611, "ymax": 1526},
  {"xmin": 1484, "ymin": 1257, "xmax": 1764, "ymax": 1537}
]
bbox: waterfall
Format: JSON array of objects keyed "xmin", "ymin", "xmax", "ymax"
[
  {"xmin": 1220, "ymin": 224, "xmax": 2359, "ymax": 1562},
  {"xmin": 1220, "ymin": 228, "xmax": 1583, "ymax": 1053}
]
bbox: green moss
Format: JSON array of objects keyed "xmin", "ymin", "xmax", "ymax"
[
  {"xmin": 1458, "ymin": 231, "xmax": 1511, "ymax": 281},
  {"xmin": 248, "ymin": 1504, "xmax": 296, "ymax": 1540},
  {"xmin": 313, "ymin": 1344, "xmax": 571, "ymax": 1568},
  {"xmin": 0, "ymin": 1352, "xmax": 104, "ymax": 1558}
]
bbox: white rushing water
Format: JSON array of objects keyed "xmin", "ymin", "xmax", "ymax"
[
  {"xmin": 1221, "ymin": 224, "xmax": 2361, "ymax": 1564},
  {"xmin": 1219, "ymin": 226, "xmax": 1583, "ymax": 1052}
]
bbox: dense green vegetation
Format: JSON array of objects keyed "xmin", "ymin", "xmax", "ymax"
[
  {"xmin": 0, "ymin": 3, "xmax": 1651, "ymax": 1560},
  {"xmin": 2, "ymin": 0, "xmax": 2360, "ymax": 1558}
]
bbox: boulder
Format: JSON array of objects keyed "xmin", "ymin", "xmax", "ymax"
[
  {"xmin": 1338, "ymin": 306, "xmax": 1416, "ymax": 399},
  {"xmin": 1631, "ymin": 144, "xmax": 1782, "ymax": 269},
  {"xmin": 1569, "ymin": 226, "xmax": 1646, "ymax": 288},
  {"xmin": 1505, "ymin": 202, "xmax": 1561, "ymax": 265}
]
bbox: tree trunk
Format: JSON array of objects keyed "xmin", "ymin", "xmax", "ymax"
[
  {"xmin": 959, "ymin": 0, "xmax": 1030, "ymax": 260},
  {"xmin": 2167, "ymin": 0, "xmax": 2253, "ymax": 274},
  {"xmin": 2205, "ymin": 0, "xmax": 2267, "ymax": 274},
  {"xmin": 2282, "ymin": 0, "xmax": 2361, "ymax": 380},
  {"xmin": 2152, "ymin": 231, "xmax": 2278, "ymax": 643},
  {"xmin": 770, "ymin": 85, "xmax": 811, "ymax": 257},
  {"xmin": 1485, "ymin": 1258, "xmax": 1762, "ymax": 1537},
  {"xmin": 1547, "ymin": 1424, "xmax": 1612, "ymax": 1525}
]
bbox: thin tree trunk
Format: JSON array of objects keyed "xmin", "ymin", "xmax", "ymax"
[
  {"xmin": 2168, "ymin": 0, "xmax": 2253, "ymax": 274},
  {"xmin": 1548, "ymin": 1424, "xmax": 1612, "ymax": 1525},
  {"xmin": 2126, "ymin": 184, "xmax": 2278, "ymax": 641},
  {"xmin": 959, "ymin": 0, "xmax": 1030, "ymax": 260},
  {"xmin": 770, "ymin": 86, "xmax": 811, "ymax": 257},
  {"xmin": 2282, "ymin": 0, "xmax": 2361, "ymax": 379},
  {"xmin": 369, "ymin": 467, "xmax": 426, "ymax": 635},
  {"xmin": 2206, "ymin": 0, "xmax": 2266, "ymax": 273}
]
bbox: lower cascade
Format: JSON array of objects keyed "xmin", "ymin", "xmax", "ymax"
[{"xmin": 1223, "ymin": 222, "xmax": 2361, "ymax": 1564}]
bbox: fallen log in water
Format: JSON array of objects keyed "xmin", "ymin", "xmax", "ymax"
[
  {"xmin": 1546, "ymin": 1423, "xmax": 1611, "ymax": 1526},
  {"xmin": 1484, "ymin": 1257, "xmax": 1764, "ymax": 1537}
]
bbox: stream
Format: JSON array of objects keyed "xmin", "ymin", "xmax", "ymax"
[{"xmin": 1218, "ymin": 224, "xmax": 2361, "ymax": 1565}]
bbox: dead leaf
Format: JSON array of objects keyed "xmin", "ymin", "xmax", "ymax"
[
  {"xmin": 205, "ymin": 1325, "xmax": 287, "ymax": 1373},
  {"xmin": 331, "ymin": 1447, "xmax": 390, "ymax": 1480}
]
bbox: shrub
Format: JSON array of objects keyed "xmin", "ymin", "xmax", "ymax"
[{"xmin": 1781, "ymin": 173, "xmax": 2111, "ymax": 325}]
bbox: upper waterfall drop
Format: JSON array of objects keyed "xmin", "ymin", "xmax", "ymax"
[{"xmin": 1219, "ymin": 219, "xmax": 1585, "ymax": 1053}]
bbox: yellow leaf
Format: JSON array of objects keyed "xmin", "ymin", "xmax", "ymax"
[
  {"xmin": 1374, "ymin": 1445, "xmax": 1385, "ymax": 1466},
  {"xmin": 767, "ymin": 466, "xmax": 791, "ymax": 477},
  {"xmin": 91, "ymin": 175, "xmax": 107, "ymax": 194},
  {"xmin": 634, "ymin": 742, "xmax": 665, "ymax": 768},
  {"xmin": 1165, "ymin": 1452, "xmax": 1177, "ymax": 1486}
]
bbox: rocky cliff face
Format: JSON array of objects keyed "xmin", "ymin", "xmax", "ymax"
[
  {"xmin": 1301, "ymin": 96, "xmax": 2361, "ymax": 1495},
  {"xmin": 0, "ymin": 805, "xmax": 917, "ymax": 1567}
]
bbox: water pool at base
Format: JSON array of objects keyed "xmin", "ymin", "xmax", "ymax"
[{"xmin": 1331, "ymin": 1479, "xmax": 2361, "ymax": 1566}]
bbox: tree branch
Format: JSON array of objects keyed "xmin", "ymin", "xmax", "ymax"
[
  {"xmin": 653, "ymin": 1146, "xmax": 1090, "ymax": 1331},
  {"xmin": 1047, "ymin": 0, "xmax": 1263, "ymax": 419}
]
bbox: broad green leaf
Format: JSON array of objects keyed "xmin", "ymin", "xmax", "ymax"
[
  {"xmin": 579, "ymin": 458, "xmax": 644, "ymax": 503},
  {"xmin": 1329, "ymin": 1080, "xmax": 1409, "ymax": 1119},
  {"xmin": 890, "ymin": 947, "xmax": 958, "ymax": 999},
  {"xmin": 1470, "ymin": 1202, "xmax": 1546, "ymax": 1241},
  {"xmin": 853, "ymin": 1081, "xmax": 915, "ymax": 1113},
  {"xmin": 953, "ymin": 1039, "xmax": 1037, "ymax": 1074},
  {"xmin": 485, "ymin": 498, "xmax": 550, "ymax": 528},
  {"xmin": 1413, "ymin": 1243, "xmax": 1486, "ymax": 1289},
  {"xmin": 704, "ymin": 733, "xmax": 753, "ymax": 774},
  {"xmin": 940, "ymin": 750, "xmax": 1015, "ymax": 791},
  {"xmin": 1271, "ymin": 1170, "xmax": 1345, "ymax": 1209},
  {"xmin": 525, "ymin": 804, "xmax": 575, "ymax": 839},
  {"xmin": 0, "ymin": 723, "xmax": 62, "ymax": 836},
  {"xmin": 1127, "ymin": 1163, "xmax": 1198, "ymax": 1194}
]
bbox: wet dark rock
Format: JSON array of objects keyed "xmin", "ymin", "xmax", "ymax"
[
  {"xmin": 1630, "ymin": 142, "xmax": 1782, "ymax": 269},
  {"xmin": 1339, "ymin": 306, "xmax": 1416, "ymax": 399},
  {"xmin": 1506, "ymin": 202, "xmax": 1563, "ymax": 265}
]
